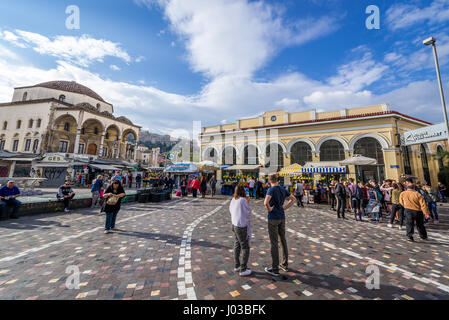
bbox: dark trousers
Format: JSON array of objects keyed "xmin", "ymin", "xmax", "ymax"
[
  {"xmin": 268, "ymin": 219, "xmax": 288, "ymax": 272},
  {"xmin": 211, "ymin": 185, "xmax": 216, "ymax": 197},
  {"xmin": 351, "ymin": 197, "xmax": 361, "ymax": 218},
  {"xmin": 192, "ymin": 189, "xmax": 198, "ymax": 198},
  {"xmin": 330, "ymin": 194, "xmax": 336, "ymax": 209},
  {"xmin": 0, "ymin": 199, "xmax": 21, "ymax": 218},
  {"xmin": 295, "ymin": 194, "xmax": 304, "ymax": 207},
  {"xmin": 59, "ymin": 194, "xmax": 75, "ymax": 209},
  {"xmin": 181, "ymin": 187, "xmax": 187, "ymax": 197},
  {"xmin": 232, "ymin": 225, "xmax": 250, "ymax": 271},
  {"xmin": 136, "ymin": 181, "xmax": 141, "ymax": 189},
  {"xmin": 249, "ymin": 188, "xmax": 255, "ymax": 198},
  {"xmin": 405, "ymin": 209, "xmax": 427, "ymax": 239},
  {"xmin": 105, "ymin": 209, "xmax": 119, "ymax": 230},
  {"xmin": 336, "ymin": 196, "xmax": 346, "ymax": 218},
  {"xmin": 390, "ymin": 204, "xmax": 404, "ymax": 226}
]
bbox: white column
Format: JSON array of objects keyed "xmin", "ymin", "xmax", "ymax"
[
  {"xmin": 9, "ymin": 161, "xmax": 16, "ymax": 178},
  {"xmin": 134, "ymin": 142, "xmax": 138, "ymax": 162},
  {"xmin": 74, "ymin": 128, "xmax": 81, "ymax": 155},
  {"xmin": 116, "ymin": 139, "xmax": 121, "ymax": 159},
  {"xmin": 98, "ymin": 131, "xmax": 106, "ymax": 157}
]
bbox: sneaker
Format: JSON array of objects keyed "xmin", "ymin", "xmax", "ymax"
[
  {"xmin": 104, "ymin": 230, "xmax": 110, "ymax": 234},
  {"xmin": 387, "ymin": 224, "xmax": 393, "ymax": 228},
  {"xmin": 234, "ymin": 267, "xmax": 240, "ymax": 272},
  {"xmin": 398, "ymin": 226, "xmax": 403, "ymax": 230},
  {"xmin": 407, "ymin": 237, "xmax": 414, "ymax": 242},
  {"xmin": 265, "ymin": 267, "xmax": 280, "ymax": 276},
  {"xmin": 65, "ymin": 208, "xmax": 70, "ymax": 213},
  {"xmin": 279, "ymin": 265, "xmax": 289, "ymax": 272},
  {"xmin": 239, "ymin": 269, "xmax": 252, "ymax": 277}
]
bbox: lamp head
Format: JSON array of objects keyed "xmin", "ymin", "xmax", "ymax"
[{"xmin": 423, "ymin": 37, "xmax": 436, "ymax": 46}]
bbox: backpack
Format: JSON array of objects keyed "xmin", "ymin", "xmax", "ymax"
[
  {"xmin": 355, "ymin": 186, "xmax": 363, "ymax": 200},
  {"xmin": 374, "ymin": 188, "xmax": 383, "ymax": 201}
]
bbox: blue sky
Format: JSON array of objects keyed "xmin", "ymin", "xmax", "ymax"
[{"xmin": 0, "ymin": 0, "xmax": 449, "ymax": 136}]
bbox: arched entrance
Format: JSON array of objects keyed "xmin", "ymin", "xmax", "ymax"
[
  {"xmin": 354, "ymin": 137, "xmax": 385, "ymax": 182},
  {"xmin": 291, "ymin": 142, "xmax": 312, "ymax": 166},
  {"xmin": 320, "ymin": 140, "xmax": 345, "ymax": 162}
]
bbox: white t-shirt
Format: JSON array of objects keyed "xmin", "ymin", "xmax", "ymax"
[
  {"xmin": 295, "ymin": 183, "xmax": 304, "ymax": 195},
  {"xmin": 248, "ymin": 179, "xmax": 255, "ymax": 188}
]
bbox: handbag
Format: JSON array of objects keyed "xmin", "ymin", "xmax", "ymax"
[{"xmin": 106, "ymin": 194, "xmax": 120, "ymax": 206}]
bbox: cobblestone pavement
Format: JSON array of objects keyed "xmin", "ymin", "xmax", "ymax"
[{"xmin": 0, "ymin": 196, "xmax": 448, "ymax": 300}]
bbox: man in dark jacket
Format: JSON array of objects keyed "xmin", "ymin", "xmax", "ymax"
[{"xmin": 335, "ymin": 178, "xmax": 346, "ymax": 219}]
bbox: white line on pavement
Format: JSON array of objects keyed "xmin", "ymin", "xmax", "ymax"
[
  {"xmin": 252, "ymin": 211, "xmax": 449, "ymax": 294},
  {"xmin": 177, "ymin": 200, "xmax": 229, "ymax": 300},
  {"xmin": 0, "ymin": 199, "xmax": 185, "ymax": 263}
]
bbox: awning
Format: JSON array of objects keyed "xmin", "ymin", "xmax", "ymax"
[
  {"xmin": 279, "ymin": 164, "xmax": 302, "ymax": 176},
  {"xmin": 89, "ymin": 164, "xmax": 120, "ymax": 171},
  {"xmin": 3, "ymin": 158, "xmax": 35, "ymax": 162},
  {"xmin": 340, "ymin": 155, "xmax": 377, "ymax": 166},
  {"xmin": 34, "ymin": 163, "xmax": 70, "ymax": 168},
  {"xmin": 302, "ymin": 162, "xmax": 346, "ymax": 174},
  {"xmin": 224, "ymin": 165, "xmax": 261, "ymax": 171},
  {"xmin": 164, "ymin": 163, "xmax": 198, "ymax": 173}
]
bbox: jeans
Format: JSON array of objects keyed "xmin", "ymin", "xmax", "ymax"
[
  {"xmin": 268, "ymin": 219, "xmax": 288, "ymax": 272},
  {"xmin": 351, "ymin": 197, "xmax": 361, "ymax": 215},
  {"xmin": 211, "ymin": 185, "xmax": 216, "ymax": 197},
  {"xmin": 181, "ymin": 187, "xmax": 187, "ymax": 197},
  {"xmin": 136, "ymin": 181, "xmax": 141, "ymax": 189},
  {"xmin": 249, "ymin": 188, "xmax": 255, "ymax": 198},
  {"xmin": 295, "ymin": 194, "xmax": 304, "ymax": 207},
  {"xmin": 427, "ymin": 202, "xmax": 439, "ymax": 221},
  {"xmin": 330, "ymin": 194, "xmax": 336, "ymax": 209},
  {"xmin": 59, "ymin": 194, "xmax": 75, "ymax": 209},
  {"xmin": 91, "ymin": 191, "xmax": 100, "ymax": 207},
  {"xmin": 192, "ymin": 189, "xmax": 198, "ymax": 198},
  {"xmin": 390, "ymin": 204, "xmax": 404, "ymax": 226},
  {"xmin": 404, "ymin": 209, "xmax": 427, "ymax": 239},
  {"xmin": 0, "ymin": 198, "xmax": 21, "ymax": 218},
  {"xmin": 232, "ymin": 225, "xmax": 250, "ymax": 272},
  {"xmin": 336, "ymin": 196, "xmax": 346, "ymax": 218},
  {"xmin": 105, "ymin": 209, "xmax": 119, "ymax": 230}
]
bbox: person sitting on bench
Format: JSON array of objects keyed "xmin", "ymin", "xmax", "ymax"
[
  {"xmin": 0, "ymin": 181, "xmax": 21, "ymax": 219},
  {"xmin": 58, "ymin": 181, "xmax": 75, "ymax": 213}
]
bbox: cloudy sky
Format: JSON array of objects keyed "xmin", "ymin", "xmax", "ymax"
[{"xmin": 0, "ymin": 0, "xmax": 448, "ymax": 137}]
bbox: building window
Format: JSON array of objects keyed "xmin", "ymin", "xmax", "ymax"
[
  {"xmin": 58, "ymin": 140, "xmax": 69, "ymax": 153},
  {"xmin": 403, "ymin": 146, "xmax": 412, "ymax": 175},
  {"xmin": 59, "ymin": 95, "xmax": 66, "ymax": 102},
  {"xmin": 24, "ymin": 139, "xmax": 31, "ymax": 152},
  {"xmin": 0, "ymin": 140, "xmax": 5, "ymax": 151},
  {"xmin": 64, "ymin": 122, "xmax": 70, "ymax": 131},
  {"xmin": 33, "ymin": 139, "xmax": 39, "ymax": 153},
  {"xmin": 96, "ymin": 103, "xmax": 101, "ymax": 109},
  {"xmin": 81, "ymin": 128, "xmax": 85, "ymax": 135},
  {"xmin": 12, "ymin": 140, "xmax": 19, "ymax": 152},
  {"xmin": 16, "ymin": 120, "xmax": 22, "ymax": 129},
  {"xmin": 28, "ymin": 119, "xmax": 34, "ymax": 128},
  {"xmin": 354, "ymin": 138, "xmax": 384, "ymax": 164},
  {"xmin": 437, "ymin": 146, "xmax": 445, "ymax": 170},
  {"xmin": 103, "ymin": 147, "xmax": 108, "ymax": 157},
  {"xmin": 266, "ymin": 144, "xmax": 284, "ymax": 170},
  {"xmin": 78, "ymin": 143, "xmax": 85, "ymax": 154},
  {"xmin": 22, "ymin": 92, "xmax": 27, "ymax": 101},
  {"xmin": 2, "ymin": 121, "xmax": 7, "ymax": 130},
  {"xmin": 94, "ymin": 127, "xmax": 99, "ymax": 135},
  {"xmin": 222, "ymin": 147, "xmax": 237, "ymax": 165},
  {"xmin": 291, "ymin": 142, "xmax": 313, "ymax": 166},
  {"xmin": 320, "ymin": 140, "xmax": 345, "ymax": 162},
  {"xmin": 105, "ymin": 133, "xmax": 110, "ymax": 140},
  {"xmin": 37, "ymin": 119, "xmax": 41, "ymax": 128},
  {"xmin": 244, "ymin": 145, "xmax": 259, "ymax": 165}
]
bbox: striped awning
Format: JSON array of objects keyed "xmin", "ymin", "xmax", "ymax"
[
  {"xmin": 302, "ymin": 167, "xmax": 347, "ymax": 174},
  {"xmin": 279, "ymin": 164, "xmax": 302, "ymax": 176}
]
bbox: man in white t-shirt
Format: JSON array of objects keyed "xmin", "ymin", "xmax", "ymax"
[
  {"xmin": 248, "ymin": 178, "xmax": 256, "ymax": 198},
  {"xmin": 294, "ymin": 181, "xmax": 305, "ymax": 207}
]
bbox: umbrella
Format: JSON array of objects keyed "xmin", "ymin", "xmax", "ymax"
[
  {"xmin": 340, "ymin": 155, "xmax": 377, "ymax": 166},
  {"xmin": 197, "ymin": 160, "xmax": 220, "ymax": 171}
]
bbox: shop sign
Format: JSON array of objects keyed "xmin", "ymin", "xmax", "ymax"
[
  {"xmin": 402, "ymin": 123, "xmax": 448, "ymax": 146},
  {"xmin": 390, "ymin": 165, "xmax": 400, "ymax": 169},
  {"xmin": 42, "ymin": 155, "xmax": 67, "ymax": 162}
]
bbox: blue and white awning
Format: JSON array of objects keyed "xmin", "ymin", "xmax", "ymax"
[{"xmin": 302, "ymin": 167, "xmax": 346, "ymax": 174}]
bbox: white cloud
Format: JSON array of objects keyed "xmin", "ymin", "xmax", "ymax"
[
  {"xmin": 386, "ymin": 0, "xmax": 449, "ymax": 31},
  {"xmin": 0, "ymin": 30, "xmax": 132, "ymax": 67},
  {"xmin": 110, "ymin": 64, "xmax": 121, "ymax": 71}
]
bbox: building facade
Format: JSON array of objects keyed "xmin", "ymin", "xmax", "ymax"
[
  {"xmin": 200, "ymin": 104, "xmax": 447, "ymax": 186},
  {"xmin": 0, "ymin": 81, "xmax": 140, "ymax": 161}
]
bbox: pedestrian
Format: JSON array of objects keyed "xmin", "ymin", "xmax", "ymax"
[
  {"xmin": 335, "ymin": 178, "xmax": 346, "ymax": 219},
  {"xmin": 128, "ymin": 174, "xmax": 133, "ymax": 189},
  {"xmin": 348, "ymin": 178, "xmax": 362, "ymax": 221},
  {"xmin": 103, "ymin": 180, "xmax": 126, "ymax": 234},
  {"xmin": 0, "ymin": 181, "xmax": 21, "ymax": 219},
  {"xmin": 111, "ymin": 171, "xmax": 122, "ymax": 183},
  {"xmin": 399, "ymin": 179, "xmax": 430, "ymax": 242},
  {"xmin": 191, "ymin": 176, "xmax": 200, "ymax": 198},
  {"xmin": 315, "ymin": 182, "xmax": 322, "ymax": 204},
  {"xmin": 181, "ymin": 177, "xmax": 188, "ymax": 197},
  {"xmin": 437, "ymin": 181, "xmax": 447, "ymax": 202},
  {"xmin": 294, "ymin": 180, "xmax": 305, "ymax": 207},
  {"xmin": 264, "ymin": 174, "xmax": 296, "ymax": 276},
  {"xmin": 255, "ymin": 179, "xmax": 263, "ymax": 199},
  {"xmin": 329, "ymin": 180, "xmax": 336, "ymax": 211},
  {"xmin": 58, "ymin": 180, "xmax": 76, "ymax": 213},
  {"xmin": 247, "ymin": 177, "xmax": 255, "ymax": 198},
  {"xmin": 229, "ymin": 185, "xmax": 252, "ymax": 277},
  {"xmin": 200, "ymin": 176, "xmax": 207, "ymax": 198},
  {"xmin": 359, "ymin": 181, "xmax": 369, "ymax": 216},
  {"xmin": 91, "ymin": 175, "xmax": 104, "ymax": 208},
  {"xmin": 209, "ymin": 175, "xmax": 217, "ymax": 197},
  {"xmin": 388, "ymin": 183, "xmax": 404, "ymax": 230},
  {"xmin": 136, "ymin": 174, "xmax": 142, "ymax": 189},
  {"xmin": 423, "ymin": 185, "xmax": 439, "ymax": 224},
  {"xmin": 381, "ymin": 181, "xmax": 393, "ymax": 216}
]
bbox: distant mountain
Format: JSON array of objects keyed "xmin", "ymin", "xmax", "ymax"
[{"xmin": 139, "ymin": 131, "xmax": 180, "ymax": 153}]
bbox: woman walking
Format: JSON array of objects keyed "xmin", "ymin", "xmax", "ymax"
[
  {"xmin": 229, "ymin": 185, "xmax": 252, "ymax": 277},
  {"xmin": 103, "ymin": 180, "xmax": 126, "ymax": 234},
  {"xmin": 180, "ymin": 177, "xmax": 187, "ymax": 197},
  {"xmin": 91, "ymin": 175, "xmax": 104, "ymax": 208},
  {"xmin": 200, "ymin": 176, "xmax": 208, "ymax": 198},
  {"xmin": 388, "ymin": 183, "xmax": 405, "ymax": 229}
]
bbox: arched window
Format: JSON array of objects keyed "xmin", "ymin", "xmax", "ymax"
[
  {"xmin": 96, "ymin": 103, "xmax": 101, "ymax": 109},
  {"xmin": 59, "ymin": 95, "xmax": 66, "ymax": 102},
  {"xmin": 33, "ymin": 139, "xmax": 39, "ymax": 153},
  {"xmin": 36, "ymin": 119, "xmax": 41, "ymax": 128},
  {"xmin": 204, "ymin": 148, "xmax": 218, "ymax": 162},
  {"xmin": 291, "ymin": 142, "xmax": 313, "ymax": 166},
  {"xmin": 16, "ymin": 120, "xmax": 22, "ymax": 129},
  {"xmin": 320, "ymin": 140, "xmax": 345, "ymax": 162},
  {"xmin": 222, "ymin": 147, "xmax": 237, "ymax": 165},
  {"xmin": 265, "ymin": 144, "xmax": 284, "ymax": 170},
  {"xmin": 28, "ymin": 119, "xmax": 34, "ymax": 129},
  {"xmin": 22, "ymin": 92, "xmax": 28, "ymax": 101},
  {"xmin": 437, "ymin": 146, "xmax": 445, "ymax": 170},
  {"xmin": 244, "ymin": 145, "xmax": 259, "ymax": 165},
  {"xmin": 421, "ymin": 144, "xmax": 431, "ymax": 185},
  {"xmin": 64, "ymin": 122, "xmax": 70, "ymax": 131},
  {"xmin": 94, "ymin": 127, "xmax": 99, "ymax": 135},
  {"xmin": 353, "ymin": 138, "xmax": 384, "ymax": 164},
  {"xmin": 2, "ymin": 121, "xmax": 7, "ymax": 130}
]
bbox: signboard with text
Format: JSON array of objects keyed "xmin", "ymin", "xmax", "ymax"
[{"xmin": 401, "ymin": 123, "xmax": 448, "ymax": 146}]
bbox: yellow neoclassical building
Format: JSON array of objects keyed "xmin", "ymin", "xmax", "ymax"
[{"xmin": 200, "ymin": 104, "xmax": 447, "ymax": 186}]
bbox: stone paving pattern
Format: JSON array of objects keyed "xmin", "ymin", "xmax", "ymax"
[{"xmin": 0, "ymin": 196, "xmax": 448, "ymax": 300}]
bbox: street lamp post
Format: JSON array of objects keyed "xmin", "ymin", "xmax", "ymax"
[{"xmin": 423, "ymin": 37, "xmax": 449, "ymax": 146}]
